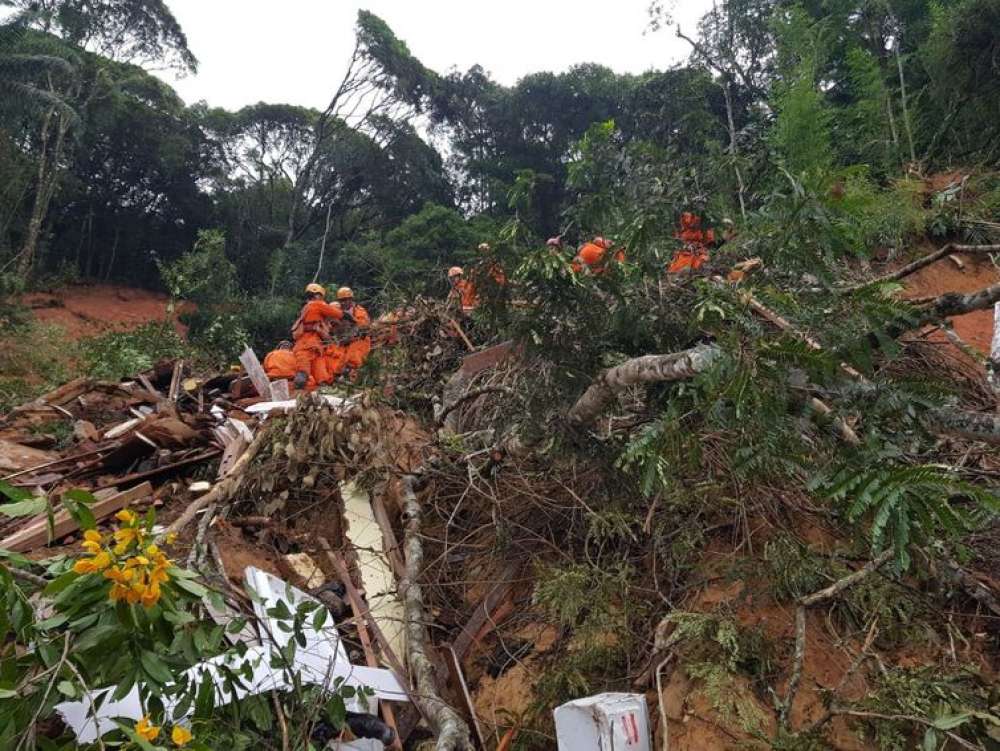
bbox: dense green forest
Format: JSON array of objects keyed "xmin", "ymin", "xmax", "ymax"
[
  {"xmin": 3, "ymin": 1, "xmax": 1000, "ymax": 750},
  {"xmin": 2, "ymin": 0, "xmax": 998, "ymax": 304}
]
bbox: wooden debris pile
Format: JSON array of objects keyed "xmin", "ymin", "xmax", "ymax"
[{"xmin": 0, "ymin": 356, "xmax": 278, "ymax": 555}]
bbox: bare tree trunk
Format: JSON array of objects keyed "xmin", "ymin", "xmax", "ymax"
[
  {"xmin": 399, "ymin": 475, "xmax": 473, "ymax": 751},
  {"xmin": 568, "ymin": 344, "xmax": 722, "ymax": 427},
  {"xmin": 894, "ymin": 37, "xmax": 917, "ymax": 167},
  {"xmin": 844, "ymin": 244, "xmax": 1000, "ymax": 290},
  {"xmin": 312, "ymin": 202, "xmax": 334, "ymax": 284},
  {"xmin": 17, "ymin": 108, "xmax": 59, "ymax": 278},
  {"xmin": 722, "ymin": 80, "xmax": 747, "ymax": 220},
  {"xmin": 989, "ymin": 302, "xmax": 1000, "ymax": 409}
]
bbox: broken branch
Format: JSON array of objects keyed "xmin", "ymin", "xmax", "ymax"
[{"xmin": 400, "ymin": 474, "xmax": 473, "ymax": 751}]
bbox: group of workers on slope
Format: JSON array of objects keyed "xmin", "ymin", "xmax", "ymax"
[
  {"xmin": 445, "ymin": 212, "xmax": 717, "ymax": 314},
  {"xmin": 262, "ymin": 212, "xmax": 718, "ymax": 392},
  {"xmin": 263, "ymin": 283, "xmax": 371, "ymax": 392}
]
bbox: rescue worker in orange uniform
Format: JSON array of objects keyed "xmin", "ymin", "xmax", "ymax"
[
  {"xmin": 668, "ymin": 212, "xmax": 715, "ymax": 273},
  {"xmin": 447, "ymin": 266, "xmax": 478, "ymax": 314},
  {"xmin": 475, "ymin": 242, "xmax": 507, "ymax": 287},
  {"xmin": 334, "ymin": 286, "xmax": 371, "ymax": 380},
  {"xmin": 291, "ymin": 283, "xmax": 345, "ymax": 390},
  {"xmin": 263, "ymin": 340, "xmax": 303, "ymax": 384},
  {"xmin": 572, "ymin": 236, "xmax": 625, "ymax": 274}
]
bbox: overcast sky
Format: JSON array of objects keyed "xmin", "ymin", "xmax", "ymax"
[{"xmin": 155, "ymin": 0, "xmax": 713, "ymax": 111}]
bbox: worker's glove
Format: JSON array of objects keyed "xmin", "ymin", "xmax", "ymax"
[{"xmin": 293, "ymin": 371, "xmax": 308, "ymax": 390}]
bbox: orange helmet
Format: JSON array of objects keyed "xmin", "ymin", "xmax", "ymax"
[
  {"xmin": 477, "ymin": 242, "xmax": 491, "ymax": 252},
  {"xmin": 593, "ymin": 236, "xmax": 613, "ymax": 249},
  {"xmin": 448, "ymin": 266, "xmax": 464, "ymax": 278},
  {"xmin": 336, "ymin": 286, "xmax": 354, "ymax": 300},
  {"xmin": 305, "ymin": 283, "xmax": 326, "ymax": 296}
]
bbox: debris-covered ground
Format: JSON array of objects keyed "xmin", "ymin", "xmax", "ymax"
[{"xmin": 3, "ymin": 254, "xmax": 1000, "ymax": 750}]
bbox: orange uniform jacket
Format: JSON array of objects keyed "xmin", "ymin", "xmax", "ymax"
[
  {"xmin": 669, "ymin": 213, "xmax": 714, "ymax": 273},
  {"xmin": 572, "ymin": 243, "xmax": 625, "ymax": 274},
  {"xmin": 292, "ymin": 299, "xmax": 344, "ymax": 386},
  {"xmin": 263, "ymin": 349, "xmax": 298, "ymax": 379},
  {"xmin": 343, "ymin": 304, "xmax": 372, "ymax": 373},
  {"xmin": 449, "ymin": 279, "xmax": 479, "ymax": 312}
]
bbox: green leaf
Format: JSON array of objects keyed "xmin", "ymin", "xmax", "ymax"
[
  {"xmin": 75, "ymin": 624, "xmax": 120, "ymax": 653},
  {"xmin": 932, "ymin": 713, "xmax": 970, "ymax": 730},
  {"xmin": 325, "ymin": 694, "xmax": 347, "ymax": 728},
  {"xmin": 173, "ymin": 578, "xmax": 208, "ymax": 598},
  {"xmin": 140, "ymin": 650, "xmax": 174, "ymax": 685},
  {"xmin": 0, "ymin": 497, "xmax": 48, "ymax": 517},
  {"xmin": 56, "ymin": 680, "xmax": 77, "ymax": 698},
  {"xmin": 0, "ymin": 482, "xmax": 32, "ymax": 502},
  {"xmin": 63, "ymin": 489, "xmax": 97, "ymax": 506}
]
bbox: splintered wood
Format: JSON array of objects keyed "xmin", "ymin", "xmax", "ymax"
[{"xmin": 239, "ymin": 347, "xmax": 273, "ymax": 400}]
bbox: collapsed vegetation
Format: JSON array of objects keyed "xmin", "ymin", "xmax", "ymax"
[{"xmin": 2, "ymin": 0, "xmax": 1000, "ymax": 750}]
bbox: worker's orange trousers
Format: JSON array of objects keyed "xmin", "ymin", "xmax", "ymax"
[{"xmin": 293, "ymin": 333, "xmax": 331, "ymax": 387}]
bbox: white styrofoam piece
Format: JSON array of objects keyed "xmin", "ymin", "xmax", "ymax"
[
  {"xmin": 244, "ymin": 395, "xmax": 354, "ymax": 415},
  {"xmin": 56, "ymin": 568, "xmax": 408, "ymax": 743},
  {"xmin": 243, "ymin": 567, "xmax": 407, "ymax": 704},
  {"xmin": 554, "ymin": 693, "xmax": 652, "ymax": 751}
]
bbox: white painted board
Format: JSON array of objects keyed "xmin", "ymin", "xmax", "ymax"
[{"xmin": 554, "ymin": 693, "xmax": 652, "ymax": 751}]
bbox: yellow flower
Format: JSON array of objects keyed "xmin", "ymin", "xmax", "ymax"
[
  {"xmin": 171, "ymin": 725, "xmax": 193, "ymax": 747},
  {"xmin": 145, "ymin": 544, "xmax": 160, "ymax": 557},
  {"xmin": 109, "ymin": 582, "xmax": 130, "ymax": 603},
  {"xmin": 83, "ymin": 529, "xmax": 103, "ymax": 543},
  {"xmin": 116, "ymin": 509, "xmax": 137, "ymax": 525},
  {"xmin": 90, "ymin": 551, "xmax": 112, "ymax": 571},
  {"xmin": 81, "ymin": 540, "xmax": 102, "ymax": 554},
  {"xmin": 104, "ymin": 566, "xmax": 133, "ymax": 583},
  {"xmin": 73, "ymin": 558, "xmax": 96, "ymax": 575},
  {"xmin": 114, "ymin": 527, "xmax": 140, "ymax": 547},
  {"xmin": 135, "ymin": 716, "xmax": 159, "ymax": 742},
  {"xmin": 164, "ymin": 532, "xmax": 178, "ymax": 545},
  {"xmin": 140, "ymin": 581, "xmax": 161, "ymax": 608}
]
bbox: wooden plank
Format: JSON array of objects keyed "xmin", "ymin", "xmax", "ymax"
[
  {"xmin": 370, "ymin": 492, "xmax": 406, "ymax": 581},
  {"xmin": 137, "ymin": 374, "xmax": 164, "ymax": 400},
  {"xmin": 0, "ymin": 482, "xmax": 153, "ymax": 553},
  {"xmin": 239, "ymin": 348, "xmax": 273, "ymax": 400},
  {"xmin": 451, "ymin": 564, "xmax": 519, "ymax": 661},
  {"xmin": 104, "ymin": 417, "xmax": 143, "ymax": 440},
  {"xmin": 168, "ymin": 360, "xmax": 184, "ymax": 401},
  {"xmin": 217, "ymin": 437, "xmax": 248, "ymax": 479},
  {"xmin": 92, "ymin": 449, "xmax": 221, "ymax": 491},
  {"xmin": 270, "ymin": 379, "xmax": 290, "ymax": 401},
  {"xmin": 35, "ymin": 377, "xmax": 94, "ymax": 407}
]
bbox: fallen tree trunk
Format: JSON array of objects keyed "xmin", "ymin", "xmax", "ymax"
[
  {"xmin": 399, "ymin": 474, "xmax": 473, "ymax": 751},
  {"xmin": 567, "ymin": 344, "xmax": 722, "ymax": 427},
  {"xmin": 925, "ymin": 408, "xmax": 1000, "ymax": 445},
  {"xmin": 844, "ymin": 243, "xmax": 1000, "ymax": 291}
]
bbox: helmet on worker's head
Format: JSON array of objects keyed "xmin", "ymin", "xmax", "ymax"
[
  {"xmin": 593, "ymin": 236, "xmax": 613, "ymax": 249},
  {"xmin": 305, "ymin": 283, "xmax": 326, "ymax": 297},
  {"xmin": 336, "ymin": 286, "xmax": 354, "ymax": 300},
  {"xmin": 546, "ymin": 237, "xmax": 562, "ymax": 248},
  {"xmin": 477, "ymin": 242, "xmax": 491, "ymax": 253},
  {"xmin": 448, "ymin": 266, "xmax": 464, "ymax": 278},
  {"xmin": 680, "ymin": 212, "xmax": 700, "ymax": 228}
]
